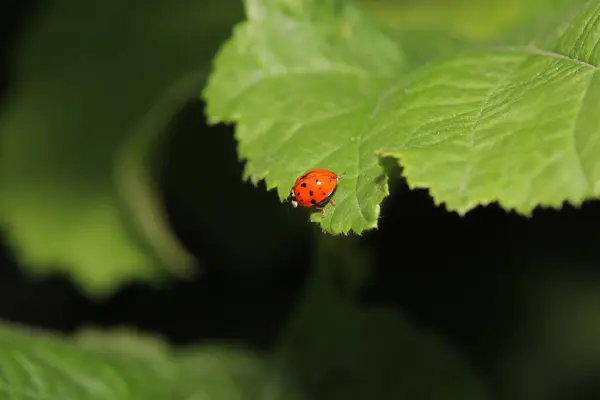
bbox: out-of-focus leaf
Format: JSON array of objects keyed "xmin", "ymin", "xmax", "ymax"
[
  {"xmin": 361, "ymin": 0, "xmax": 525, "ymax": 41},
  {"xmin": 361, "ymin": 0, "xmax": 588, "ymax": 44},
  {"xmin": 361, "ymin": 0, "xmax": 589, "ymax": 68},
  {"xmin": 0, "ymin": 321, "xmax": 270, "ymax": 399},
  {"xmin": 0, "ymin": 0, "xmax": 243, "ymax": 297},
  {"xmin": 74, "ymin": 326, "xmax": 170, "ymax": 358}
]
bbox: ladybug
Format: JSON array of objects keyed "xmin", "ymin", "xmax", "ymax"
[{"xmin": 287, "ymin": 169, "xmax": 341, "ymax": 215}]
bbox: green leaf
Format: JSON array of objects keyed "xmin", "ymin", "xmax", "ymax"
[
  {"xmin": 0, "ymin": 322, "xmax": 269, "ymax": 399},
  {"xmin": 271, "ymin": 236, "xmax": 489, "ymax": 400},
  {"xmin": 74, "ymin": 326, "xmax": 170, "ymax": 358},
  {"xmin": 361, "ymin": 0, "xmax": 589, "ymax": 44},
  {"xmin": 379, "ymin": 0, "xmax": 600, "ymax": 214},
  {"xmin": 205, "ymin": 0, "xmax": 405, "ymax": 234},
  {"xmin": 361, "ymin": 0, "xmax": 527, "ymax": 41},
  {"xmin": 205, "ymin": 0, "xmax": 600, "ymax": 234},
  {"xmin": 0, "ymin": 0, "xmax": 242, "ymax": 296},
  {"xmin": 360, "ymin": 0, "xmax": 590, "ymax": 66}
]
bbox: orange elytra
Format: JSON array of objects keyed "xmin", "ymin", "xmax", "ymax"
[{"xmin": 287, "ymin": 169, "xmax": 342, "ymax": 215}]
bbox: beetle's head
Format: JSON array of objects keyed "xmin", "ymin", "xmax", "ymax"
[{"xmin": 287, "ymin": 190, "xmax": 298, "ymax": 208}]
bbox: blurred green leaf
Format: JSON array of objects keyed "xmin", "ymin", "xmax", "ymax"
[
  {"xmin": 74, "ymin": 326, "xmax": 170, "ymax": 358},
  {"xmin": 271, "ymin": 236, "xmax": 489, "ymax": 400},
  {"xmin": 360, "ymin": 0, "xmax": 589, "ymax": 67},
  {"xmin": 0, "ymin": 322, "xmax": 269, "ymax": 399},
  {"xmin": 0, "ymin": 0, "xmax": 243, "ymax": 296},
  {"xmin": 206, "ymin": 0, "xmax": 600, "ymax": 234},
  {"xmin": 361, "ymin": 0, "xmax": 588, "ymax": 43},
  {"xmin": 499, "ymin": 0, "xmax": 590, "ymax": 44},
  {"xmin": 361, "ymin": 0, "xmax": 526, "ymax": 41}
]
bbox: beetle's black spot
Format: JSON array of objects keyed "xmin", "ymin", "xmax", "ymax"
[
  {"xmin": 309, "ymin": 190, "xmax": 314, "ymax": 196},
  {"xmin": 300, "ymin": 182, "xmax": 307, "ymax": 188},
  {"xmin": 297, "ymin": 192, "xmax": 301, "ymax": 196},
  {"xmin": 310, "ymin": 199, "xmax": 317, "ymax": 205}
]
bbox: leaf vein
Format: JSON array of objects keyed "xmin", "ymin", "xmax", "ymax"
[{"xmin": 524, "ymin": 45, "xmax": 599, "ymax": 70}]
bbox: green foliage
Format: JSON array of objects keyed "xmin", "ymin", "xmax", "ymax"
[
  {"xmin": 0, "ymin": 0, "xmax": 243, "ymax": 297},
  {"xmin": 362, "ymin": 0, "xmax": 527, "ymax": 41},
  {"xmin": 0, "ymin": 237, "xmax": 491, "ymax": 400},
  {"xmin": 204, "ymin": 0, "xmax": 405, "ymax": 234},
  {"xmin": 205, "ymin": 0, "xmax": 600, "ymax": 233},
  {"xmin": 0, "ymin": 322, "xmax": 269, "ymax": 399},
  {"xmin": 1, "ymin": 0, "xmax": 600, "ymax": 398},
  {"xmin": 361, "ymin": 0, "xmax": 586, "ymax": 43}
]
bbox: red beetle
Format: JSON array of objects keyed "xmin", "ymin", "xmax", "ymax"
[{"xmin": 287, "ymin": 169, "xmax": 341, "ymax": 215}]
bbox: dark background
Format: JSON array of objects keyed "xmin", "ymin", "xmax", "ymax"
[{"xmin": 1, "ymin": 1, "xmax": 600, "ymax": 399}]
